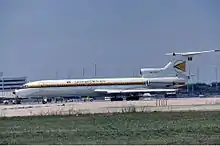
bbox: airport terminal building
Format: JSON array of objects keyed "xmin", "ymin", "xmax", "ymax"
[{"xmin": 0, "ymin": 76, "xmax": 27, "ymax": 98}]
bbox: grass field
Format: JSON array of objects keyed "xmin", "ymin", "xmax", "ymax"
[{"xmin": 1, "ymin": 110, "xmax": 220, "ymax": 145}]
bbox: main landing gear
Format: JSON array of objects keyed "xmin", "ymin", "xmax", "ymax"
[
  {"xmin": 125, "ymin": 96, "xmax": 140, "ymax": 101},
  {"xmin": 110, "ymin": 94, "xmax": 140, "ymax": 101},
  {"xmin": 110, "ymin": 97, "xmax": 123, "ymax": 101}
]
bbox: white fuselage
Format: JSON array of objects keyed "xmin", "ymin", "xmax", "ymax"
[{"xmin": 14, "ymin": 77, "xmax": 186, "ymax": 98}]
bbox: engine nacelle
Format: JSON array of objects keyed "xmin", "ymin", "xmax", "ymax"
[
  {"xmin": 140, "ymin": 68, "xmax": 162, "ymax": 77},
  {"xmin": 145, "ymin": 80, "xmax": 174, "ymax": 88},
  {"xmin": 145, "ymin": 77, "xmax": 186, "ymax": 88},
  {"xmin": 140, "ymin": 62, "xmax": 173, "ymax": 78}
]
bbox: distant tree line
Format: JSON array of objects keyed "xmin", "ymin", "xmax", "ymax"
[{"xmin": 179, "ymin": 82, "xmax": 220, "ymax": 95}]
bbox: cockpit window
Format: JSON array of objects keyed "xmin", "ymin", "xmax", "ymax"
[{"xmin": 20, "ymin": 84, "xmax": 28, "ymax": 89}]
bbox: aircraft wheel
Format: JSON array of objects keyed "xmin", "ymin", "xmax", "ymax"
[
  {"xmin": 111, "ymin": 97, "xmax": 123, "ymax": 101},
  {"xmin": 15, "ymin": 99, "xmax": 21, "ymax": 104},
  {"xmin": 126, "ymin": 96, "xmax": 139, "ymax": 101}
]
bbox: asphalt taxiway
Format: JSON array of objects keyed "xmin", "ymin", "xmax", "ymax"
[{"xmin": 1, "ymin": 97, "xmax": 220, "ymax": 117}]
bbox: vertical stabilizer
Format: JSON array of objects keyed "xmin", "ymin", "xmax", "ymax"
[
  {"xmin": 140, "ymin": 49, "xmax": 220, "ymax": 79},
  {"xmin": 165, "ymin": 49, "xmax": 220, "ymax": 79}
]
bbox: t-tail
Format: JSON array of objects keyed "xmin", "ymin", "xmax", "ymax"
[{"xmin": 140, "ymin": 49, "xmax": 220, "ymax": 80}]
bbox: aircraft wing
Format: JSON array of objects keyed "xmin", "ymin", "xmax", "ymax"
[{"xmin": 94, "ymin": 88, "xmax": 178, "ymax": 94}]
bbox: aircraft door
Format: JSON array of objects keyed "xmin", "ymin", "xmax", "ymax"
[{"xmin": 145, "ymin": 80, "xmax": 150, "ymax": 86}]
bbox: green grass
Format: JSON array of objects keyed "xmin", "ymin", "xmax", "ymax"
[{"xmin": 1, "ymin": 111, "xmax": 220, "ymax": 144}]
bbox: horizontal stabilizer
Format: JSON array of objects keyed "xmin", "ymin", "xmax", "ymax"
[{"xmin": 165, "ymin": 49, "xmax": 220, "ymax": 56}]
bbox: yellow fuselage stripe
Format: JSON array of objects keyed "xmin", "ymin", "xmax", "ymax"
[{"xmin": 27, "ymin": 81, "xmax": 146, "ymax": 88}]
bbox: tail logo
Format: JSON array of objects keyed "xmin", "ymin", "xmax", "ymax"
[{"xmin": 174, "ymin": 60, "xmax": 186, "ymax": 73}]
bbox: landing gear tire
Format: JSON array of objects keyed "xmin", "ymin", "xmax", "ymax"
[
  {"xmin": 164, "ymin": 93, "xmax": 168, "ymax": 98},
  {"xmin": 126, "ymin": 96, "xmax": 139, "ymax": 101},
  {"xmin": 42, "ymin": 99, "xmax": 47, "ymax": 104},
  {"xmin": 15, "ymin": 99, "xmax": 21, "ymax": 104},
  {"xmin": 111, "ymin": 97, "xmax": 123, "ymax": 101}
]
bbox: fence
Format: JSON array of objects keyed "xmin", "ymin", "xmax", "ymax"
[
  {"xmin": 155, "ymin": 98, "xmax": 168, "ymax": 106},
  {"xmin": 0, "ymin": 91, "xmax": 16, "ymax": 98}
]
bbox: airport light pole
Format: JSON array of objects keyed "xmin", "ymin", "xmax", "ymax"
[
  {"xmin": 188, "ymin": 65, "xmax": 195, "ymax": 94},
  {"xmin": 0, "ymin": 72, "xmax": 3, "ymax": 98},
  {"xmin": 187, "ymin": 66, "xmax": 191, "ymax": 93},
  {"xmin": 56, "ymin": 70, "xmax": 58, "ymax": 79},
  {"xmin": 215, "ymin": 66, "xmax": 218, "ymax": 91},
  {"xmin": 191, "ymin": 74, "xmax": 195, "ymax": 94},
  {"xmin": 196, "ymin": 67, "xmax": 199, "ymax": 83},
  {"xmin": 132, "ymin": 68, "xmax": 136, "ymax": 77},
  {"xmin": 94, "ymin": 64, "xmax": 97, "ymax": 77},
  {"xmin": 82, "ymin": 68, "xmax": 85, "ymax": 77},
  {"xmin": 67, "ymin": 70, "xmax": 71, "ymax": 79}
]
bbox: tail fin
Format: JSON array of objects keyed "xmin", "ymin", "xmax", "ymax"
[
  {"xmin": 140, "ymin": 59, "xmax": 187, "ymax": 79},
  {"xmin": 140, "ymin": 49, "xmax": 220, "ymax": 79}
]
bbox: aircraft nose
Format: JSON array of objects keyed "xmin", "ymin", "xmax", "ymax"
[{"xmin": 13, "ymin": 89, "xmax": 19, "ymax": 96}]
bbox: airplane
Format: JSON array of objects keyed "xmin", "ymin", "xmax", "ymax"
[{"xmin": 13, "ymin": 49, "xmax": 220, "ymax": 101}]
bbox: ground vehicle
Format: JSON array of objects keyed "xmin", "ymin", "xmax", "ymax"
[{"xmin": 82, "ymin": 96, "xmax": 94, "ymax": 102}]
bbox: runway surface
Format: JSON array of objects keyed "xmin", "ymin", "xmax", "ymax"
[{"xmin": 1, "ymin": 97, "xmax": 220, "ymax": 117}]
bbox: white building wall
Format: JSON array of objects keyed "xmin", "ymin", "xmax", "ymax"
[{"xmin": 0, "ymin": 76, "xmax": 27, "ymax": 98}]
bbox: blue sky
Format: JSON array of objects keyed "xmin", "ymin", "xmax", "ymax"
[{"xmin": 0, "ymin": 0, "xmax": 220, "ymax": 83}]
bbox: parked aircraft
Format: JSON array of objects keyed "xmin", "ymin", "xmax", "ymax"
[{"xmin": 13, "ymin": 49, "xmax": 220, "ymax": 101}]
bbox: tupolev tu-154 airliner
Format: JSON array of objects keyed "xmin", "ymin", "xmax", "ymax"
[{"xmin": 13, "ymin": 49, "xmax": 220, "ymax": 101}]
